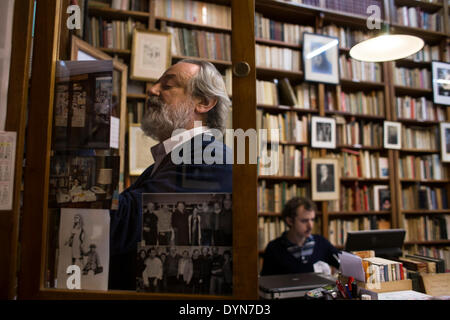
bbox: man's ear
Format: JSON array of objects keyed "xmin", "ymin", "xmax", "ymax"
[
  {"xmin": 195, "ymin": 97, "xmax": 217, "ymax": 114},
  {"xmin": 285, "ymin": 217, "xmax": 293, "ymax": 228}
]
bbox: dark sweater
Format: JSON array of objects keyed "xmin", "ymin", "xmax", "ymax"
[{"xmin": 260, "ymin": 234, "xmax": 340, "ymax": 276}]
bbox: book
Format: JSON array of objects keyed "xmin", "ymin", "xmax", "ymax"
[{"xmin": 277, "ymin": 78, "xmax": 297, "ymax": 106}]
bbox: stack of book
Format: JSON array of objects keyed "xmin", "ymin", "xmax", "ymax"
[
  {"xmin": 394, "ymin": 67, "xmax": 431, "ymax": 89},
  {"xmin": 327, "ymin": 90, "xmax": 385, "ymax": 116},
  {"xmin": 328, "ymin": 184, "xmax": 391, "ymax": 212},
  {"xmin": 396, "ymin": 6, "xmax": 444, "ymax": 32},
  {"xmin": 258, "ymin": 181, "xmax": 309, "ymax": 213},
  {"xmin": 404, "ymin": 246, "xmax": 450, "ymax": 272},
  {"xmin": 404, "ymin": 44, "xmax": 440, "ymax": 62},
  {"xmin": 336, "ymin": 121, "xmax": 383, "ymax": 147},
  {"xmin": 402, "ymin": 185, "xmax": 449, "ymax": 210},
  {"xmin": 399, "ymin": 154, "xmax": 448, "ymax": 180},
  {"xmin": 401, "ymin": 126, "xmax": 439, "ymax": 150},
  {"xmin": 396, "ymin": 96, "xmax": 445, "ymax": 121},
  {"xmin": 322, "ymin": 24, "xmax": 372, "ymax": 49},
  {"xmin": 256, "ymin": 44, "xmax": 301, "ymax": 71},
  {"xmin": 257, "ymin": 111, "xmax": 309, "ymax": 144},
  {"xmin": 255, "ymin": 13, "xmax": 313, "ymax": 44},
  {"xmin": 339, "ymin": 55, "xmax": 382, "ymax": 82},
  {"xmin": 332, "ymin": 150, "xmax": 388, "ymax": 179},
  {"xmin": 403, "ymin": 215, "xmax": 449, "ymax": 241}
]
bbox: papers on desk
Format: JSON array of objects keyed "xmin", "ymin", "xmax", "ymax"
[
  {"xmin": 377, "ymin": 290, "xmax": 432, "ymax": 300},
  {"xmin": 339, "ymin": 251, "xmax": 366, "ymax": 282}
]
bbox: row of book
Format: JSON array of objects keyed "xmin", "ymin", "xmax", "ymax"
[
  {"xmin": 256, "ymin": 79, "xmax": 318, "ymax": 109},
  {"xmin": 396, "ymin": 6, "xmax": 444, "ymax": 32},
  {"xmin": 401, "ymin": 185, "xmax": 448, "ymax": 210},
  {"xmin": 332, "ymin": 150, "xmax": 389, "ymax": 179},
  {"xmin": 255, "ymin": 13, "xmax": 313, "ymax": 44},
  {"xmin": 396, "ymin": 96, "xmax": 445, "ymax": 121},
  {"xmin": 154, "ymin": 0, "xmax": 231, "ymax": 29},
  {"xmin": 88, "ymin": 17, "xmax": 145, "ymax": 50},
  {"xmin": 394, "ymin": 67, "xmax": 431, "ymax": 89},
  {"xmin": 258, "ymin": 145, "xmax": 319, "ymax": 177},
  {"xmin": 353, "ymin": 252, "xmax": 406, "ymax": 284},
  {"xmin": 258, "ymin": 215, "xmax": 322, "ymax": 251},
  {"xmin": 405, "ymin": 44, "xmax": 441, "ymax": 63},
  {"xmin": 327, "ymin": 184, "xmax": 391, "ymax": 212},
  {"xmin": 403, "ymin": 215, "xmax": 450, "ymax": 241},
  {"xmin": 165, "ymin": 26, "xmax": 231, "ymax": 62},
  {"xmin": 103, "ymin": 0, "xmax": 149, "ymax": 11},
  {"xmin": 256, "ymin": 44, "xmax": 301, "ymax": 71},
  {"xmin": 326, "ymin": 90, "xmax": 385, "ymax": 117},
  {"xmin": 258, "ymin": 181, "xmax": 309, "ymax": 213},
  {"xmin": 322, "ymin": 24, "xmax": 372, "ymax": 49},
  {"xmin": 402, "ymin": 126, "xmax": 438, "ymax": 150},
  {"xmin": 257, "ymin": 111, "xmax": 310, "ymax": 144},
  {"xmin": 399, "ymin": 154, "xmax": 449, "ymax": 180},
  {"xmin": 328, "ymin": 217, "xmax": 391, "ymax": 247},
  {"xmin": 405, "ymin": 246, "xmax": 450, "ymax": 272},
  {"xmin": 127, "ymin": 101, "xmax": 145, "ymax": 124},
  {"xmin": 339, "ymin": 56, "xmax": 383, "ymax": 82},
  {"xmin": 336, "ymin": 120, "xmax": 383, "ymax": 147}
]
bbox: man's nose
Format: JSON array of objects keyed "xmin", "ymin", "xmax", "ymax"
[{"xmin": 148, "ymin": 82, "xmax": 161, "ymax": 96}]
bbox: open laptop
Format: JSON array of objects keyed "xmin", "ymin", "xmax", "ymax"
[{"xmin": 259, "ymin": 273, "xmax": 336, "ymax": 299}]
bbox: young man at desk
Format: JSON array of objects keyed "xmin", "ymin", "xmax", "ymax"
[{"xmin": 261, "ymin": 197, "xmax": 340, "ymax": 276}]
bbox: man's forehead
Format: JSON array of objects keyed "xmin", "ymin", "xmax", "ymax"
[{"xmin": 162, "ymin": 62, "xmax": 199, "ymax": 83}]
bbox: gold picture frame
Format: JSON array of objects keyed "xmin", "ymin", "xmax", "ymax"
[
  {"xmin": 130, "ymin": 29, "xmax": 172, "ymax": 82},
  {"xmin": 311, "ymin": 158, "xmax": 339, "ymax": 201}
]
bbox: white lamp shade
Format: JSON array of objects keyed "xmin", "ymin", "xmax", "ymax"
[{"xmin": 349, "ymin": 34, "xmax": 424, "ymax": 62}]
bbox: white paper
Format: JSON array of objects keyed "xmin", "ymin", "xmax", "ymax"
[
  {"xmin": 57, "ymin": 208, "xmax": 110, "ymax": 291},
  {"xmin": 109, "ymin": 116, "xmax": 119, "ymax": 149},
  {"xmin": 0, "ymin": 131, "xmax": 16, "ymax": 210},
  {"xmin": 339, "ymin": 251, "xmax": 366, "ymax": 282},
  {"xmin": 378, "ymin": 290, "xmax": 432, "ymax": 300}
]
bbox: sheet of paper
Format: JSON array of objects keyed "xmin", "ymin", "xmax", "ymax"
[
  {"xmin": 378, "ymin": 290, "xmax": 431, "ymax": 300},
  {"xmin": 0, "ymin": 131, "xmax": 16, "ymax": 211},
  {"xmin": 109, "ymin": 116, "xmax": 119, "ymax": 149},
  {"xmin": 421, "ymin": 273, "xmax": 450, "ymax": 296},
  {"xmin": 339, "ymin": 251, "xmax": 366, "ymax": 282}
]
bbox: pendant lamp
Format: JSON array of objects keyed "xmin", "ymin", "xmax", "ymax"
[{"xmin": 349, "ymin": 24, "xmax": 424, "ymax": 62}]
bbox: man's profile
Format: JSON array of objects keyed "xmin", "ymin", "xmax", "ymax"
[{"xmin": 317, "ymin": 164, "xmax": 334, "ymax": 192}]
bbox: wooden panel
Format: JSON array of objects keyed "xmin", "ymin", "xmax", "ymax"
[
  {"xmin": 1, "ymin": 0, "xmax": 35, "ymax": 300},
  {"xmin": 231, "ymin": 0, "xmax": 258, "ymax": 299},
  {"xmin": 18, "ymin": 0, "xmax": 62, "ymax": 299}
]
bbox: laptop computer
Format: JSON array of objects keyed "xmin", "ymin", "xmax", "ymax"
[{"xmin": 259, "ymin": 273, "xmax": 336, "ymax": 299}]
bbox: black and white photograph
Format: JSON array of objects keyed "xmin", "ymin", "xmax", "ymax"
[
  {"xmin": 311, "ymin": 158, "xmax": 339, "ymax": 201},
  {"xmin": 383, "ymin": 121, "xmax": 401, "ymax": 149},
  {"xmin": 48, "ymin": 154, "xmax": 119, "ymax": 208},
  {"xmin": 138, "ymin": 193, "xmax": 232, "ymax": 295},
  {"xmin": 303, "ymin": 32, "xmax": 339, "ymax": 84},
  {"xmin": 373, "ymin": 185, "xmax": 389, "ymax": 211},
  {"xmin": 311, "ymin": 116, "xmax": 336, "ymax": 149},
  {"xmin": 432, "ymin": 61, "xmax": 450, "ymax": 105},
  {"xmin": 56, "ymin": 208, "xmax": 110, "ymax": 291},
  {"xmin": 440, "ymin": 122, "xmax": 450, "ymax": 162}
]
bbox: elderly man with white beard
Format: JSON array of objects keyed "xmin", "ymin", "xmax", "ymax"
[{"xmin": 109, "ymin": 60, "xmax": 232, "ymax": 290}]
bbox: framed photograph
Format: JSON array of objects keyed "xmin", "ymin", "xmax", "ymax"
[
  {"xmin": 303, "ymin": 32, "xmax": 339, "ymax": 84},
  {"xmin": 373, "ymin": 185, "xmax": 390, "ymax": 211},
  {"xmin": 137, "ymin": 193, "xmax": 232, "ymax": 295},
  {"xmin": 131, "ymin": 29, "xmax": 172, "ymax": 81},
  {"xmin": 311, "ymin": 158, "xmax": 339, "ymax": 201},
  {"xmin": 383, "ymin": 121, "xmax": 401, "ymax": 149},
  {"xmin": 440, "ymin": 122, "xmax": 450, "ymax": 162},
  {"xmin": 311, "ymin": 116, "xmax": 336, "ymax": 149},
  {"xmin": 432, "ymin": 61, "xmax": 450, "ymax": 105},
  {"xmin": 129, "ymin": 124, "xmax": 159, "ymax": 176}
]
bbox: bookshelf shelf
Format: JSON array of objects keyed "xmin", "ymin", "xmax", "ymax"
[
  {"xmin": 394, "ymin": 85, "xmax": 433, "ymax": 96},
  {"xmin": 402, "ymin": 209, "xmax": 450, "ymax": 214},
  {"xmin": 324, "ymin": 110, "xmax": 385, "ymax": 121},
  {"xmin": 258, "ymin": 211, "xmax": 322, "ymax": 216},
  {"xmin": 99, "ymin": 47, "xmax": 131, "ymax": 56},
  {"xmin": 88, "ymin": 6, "xmax": 150, "ymax": 21},
  {"xmin": 256, "ymin": 66, "xmax": 303, "ymax": 80},
  {"xmin": 340, "ymin": 177, "xmax": 390, "ymax": 182},
  {"xmin": 404, "ymin": 240, "xmax": 450, "ymax": 245},
  {"xmin": 400, "ymin": 178, "xmax": 449, "ymax": 184},
  {"xmin": 172, "ymin": 55, "xmax": 231, "ymax": 67},
  {"xmin": 257, "ymin": 104, "xmax": 319, "ymax": 114},
  {"xmin": 255, "ymin": 38, "xmax": 301, "ymax": 50},
  {"xmin": 391, "ymin": 24, "xmax": 447, "ymax": 43},
  {"xmin": 394, "ymin": 0, "xmax": 443, "ymax": 12},
  {"xmin": 399, "ymin": 148, "xmax": 440, "ymax": 154},
  {"xmin": 155, "ymin": 16, "xmax": 232, "ymax": 32},
  {"xmin": 258, "ymin": 175, "xmax": 309, "ymax": 181},
  {"xmin": 340, "ymin": 79, "xmax": 385, "ymax": 90},
  {"xmin": 328, "ymin": 210, "xmax": 391, "ymax": 216},
  {"xmin": 127, "ymin": 93, "xmax": 147, "ymax": 100},
  {"xmin": 337, "ymin": 144, "xmax": 384, "ymax": 151},
  {"xmin": 397, "ymin": 118, "xmax": 440, "ymax": 126},
  {"xmin": 395, "ymin": 59, "xmax": 432, "ymax": 69}
]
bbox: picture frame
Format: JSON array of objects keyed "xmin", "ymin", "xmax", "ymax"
[
  {"xmin": 311, "ymin": 116, "xmax": 336, "ymax": 149},
  {"xmin": 383, "ymin": 121, "xmax": 401, "ymax": 150},
  {"xmin": 440, "ymin": 122, "xmax": 450, "ymax": 162},
  {"xmin": 373, "ymin": 185, "xmax": 390, "ymax": 211},
  {"xmin": 311, "ymin": 158, "xmax": 339, "ymax": 201},
  {"xmin": 130, "ymin": 29, "xmax": 172, "ymax": 82},
  {"xmin": 128, "ymin": 124, "xmax": 159, "ymax": 176},
  {"xmin": 432, "ymin": 61, "xmax": 450, "ymax": 106},
  {"xmin": 303, "ymin": 32, "xmax": 339, "ymax": 85}
]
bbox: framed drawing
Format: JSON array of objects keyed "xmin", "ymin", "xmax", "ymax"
[
  {"xmin": 440, "ymin": 122, "xmax": 450, "ymax": 162},
  {"xmin": 129, "ymin": 124, "xmax": 159, "ymax": 176},
  {"xmin": 373, "ymin": 185, "xmax": 390, "ymax": 211},
  {"xmin": 131, "ymin": 29, "xmax": 172, "ymax": 81},
  {"xmin": 311, "ymin": 116, "xmax": 336, "ymax": 149},
  {"xmin": 432, "ymin": 61, "xmax": 450, "ymax": 105},
  {"xmin": 311, "ymin": 158, "xmax": 339, "ymax": 201},
  {"xmin": 303, "ymin": 32, "xmax": 339, "ymax": 84},
  {"xmin": 71, "ymin": 36, "xmax": 127, "ymax": 193},
  {"xmin": 383, "ymin": 121, "xmax": 401, "ymax": 150}
]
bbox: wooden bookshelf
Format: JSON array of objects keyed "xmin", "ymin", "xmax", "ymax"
[
  {"xmin": 402, "ymin": 209, "xmax": 450, "ymax": 214},
  {"xmin": 256, "ymin": 66, "xmax": 303, "ymax": 79},
  {"xmin": 340, "ymin": 79, "xmax": 386, "ymax": 90},
  {"xmin": 257, "ymin": 104, "xmax": 319, "ymax": 114},
  {"xmin": 327, "ymin": 211, "xmax": 391, "ymax": 216},
  {"xmin": 258, "ymin": 175, "xmax": 309, "ymax": 181},
  {"xmin": 255, "ymin": 38, "xmax": 301, "ymax": 49},
  {"xmin": 155, "ymin": 16, "xmax": 232, "ymax": 32},
  {"xmin": 88, "ymin": 6, "xmax": 151, "ymax": 21},
  {"xmin": 404, "ymin": 240, "xmax": 450, "ymax": 245},
  {"xmin": 394, "ymin": 85, "xmax": 433, "ymax": 96},
  {"xmin": 325, "ymin": 110, "xmax": 385, "ymax": 121},
  {"xmin": 394, "ymin": 0, "xmax": 443, "ymax": 12},
  {"xmin": 127, "ymin": 93, "xmax": 147, "ymax": 100}
]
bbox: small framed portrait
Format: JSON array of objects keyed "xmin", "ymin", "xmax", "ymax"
[
  {"xmin": 440, "ymin": 122, "xmax": 450, "ymax": 162},
  {"xmin": 311, "ymin": 116, "xmax": 336, "ymax": 149},
  {"xmin": 131, "ymin": 29, "xmax": 172, "ymax": 81},
  {"xmin": 383, "ymin": 121, "xmax": 401, "ymax": 149},
  {"xmin": 311, "ymin": 158, "xmax": 339, "ymax": 201},
  {"xmin": 303, "ymin": 32, "xmax": 339, "ymax": 84},
  {"xmin": 432, "ymin": 61, "xmax": 450, "ymax": 105},
  {"xmin": 373, "ymin": 185, "xmax": 390, "ymax": 211}
]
